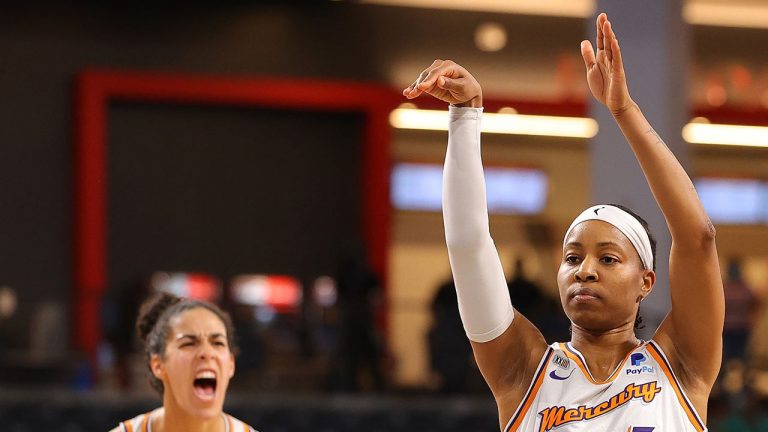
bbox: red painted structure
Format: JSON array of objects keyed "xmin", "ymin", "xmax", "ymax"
[{"xmin": 74, "ymin": 70, "xmax": 401, "ymax": 366}]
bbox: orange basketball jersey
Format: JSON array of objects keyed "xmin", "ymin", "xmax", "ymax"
[
  {"xmin": 505, "ymin": 340, "xmax": 707, "ymax": 432},
  {"xmin": 117, "ymin": 408, "xmax": 257, "ymax": 432}
]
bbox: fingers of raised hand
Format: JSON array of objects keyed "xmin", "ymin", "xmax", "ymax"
[
  {"xmin": 608, "ymin": 26, "xmax": 623, "ymax": 73},
  {"xmin": 603, "ymin": 20, "xmax": 613, "ymax": 63},
  {"xmin": 403, "ymin": 80, "xmax": 423, "ymax": 98},
  {"xmin": 417, "ymin": 59, "xmax": 450, "ymax": 91},
  {"xmin": 580, "ymin": 40, "xmax": 596, "ymax": 69},
  {"xmin": 402, "ymin": 81, "xmax": 417, "ymax": 97},
  {"xmin": 436, "ymin": 76, "xmax": 462, "ymax": 92},
  {"xmin": 596, "ymin": 13, "xmax": 606, "ymax": 51},
  {"xmin": 403, "ymin": 59, "xmax": 444, "ymax": 98}
]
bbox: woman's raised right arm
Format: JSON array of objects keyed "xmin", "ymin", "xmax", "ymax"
[{"xmin": 404, "ymin": 61, "xmax": 548, "ymax": 410}]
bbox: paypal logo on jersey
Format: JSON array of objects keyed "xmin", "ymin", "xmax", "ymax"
[
  {"xmin": 631, "ymin": 353, "xmax": 646, "ymax": 366},
  {"xmin": 626, "ymin": 365, "xmax": 655, "ymax": 375},
  {"xmin": 626, "ymin": 353, "xmax": 655, "ymax": 375}
]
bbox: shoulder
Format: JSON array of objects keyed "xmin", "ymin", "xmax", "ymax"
[
  {"xmin": 226, "ymin": 413, "xmax": 259, "ymax": 431},
  {"xmin": 494, "ymin": 342, "xmax": 558, "ymax": 425}
]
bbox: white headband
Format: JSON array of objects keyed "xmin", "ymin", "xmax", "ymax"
[{"xmin": 563, "ymin": 205, "xmax": 653, "ymax": 270}]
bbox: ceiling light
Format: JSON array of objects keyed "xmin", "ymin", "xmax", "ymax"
[
  {"xmin": 359, "ymin": 0, "xmax": 594, "ymax": 18},
  {"xmin": 391, "ymin": 108, "xmax": 768, "ymax": 148},
  {"xmin": 475, "ymin": 22, "xmax": 507, "ymax": 52},
  {"xmin": 389, "ymin": 108, "xmax": 598, "ymax": 138},
  {"xmin": 683, "ymin": 123, "xmax": 768, "ymax": 148},
  {"xmin": 362, "ymin": 0, "xmax": 768, "ymax": 29},
  {"xmin": 684, "ymin": 3, "xmax": 768, "ymax": 29}
]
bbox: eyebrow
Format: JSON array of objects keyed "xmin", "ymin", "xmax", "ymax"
[
  {"xmin": 175, "ymin": 335, "xmax": 198, "ymax": 344},
  {"xmin": 174, "ymin": 333, "xmax": 226, "ymax": 342}
]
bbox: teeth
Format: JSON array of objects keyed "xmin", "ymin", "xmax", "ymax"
[{"xmin": 196, "ymin": 371, "xmax": 216, "ymax": 379}]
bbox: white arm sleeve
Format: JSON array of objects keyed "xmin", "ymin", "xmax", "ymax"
[{"xmin": 443, "ymin": 106, "xmax": 514, "ymax": 343}]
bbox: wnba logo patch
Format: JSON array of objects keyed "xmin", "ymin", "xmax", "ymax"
[{"xmin": 552, "ymin": 354, "xmax": 570, "ymax": 369}]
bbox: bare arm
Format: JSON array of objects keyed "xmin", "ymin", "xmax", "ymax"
[
  {"xmin": 404, "ymin": 61, "xmax": 547, "ymax": 415},
  {"xmin": 582, "ymin": 14, "xmax": 724, "ymax": 390}
]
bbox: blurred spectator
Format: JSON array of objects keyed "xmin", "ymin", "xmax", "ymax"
[
  {"xmin": 723, "ymin": 258, "xmax": 756, "ymax": 362},
  {"xmin": 229, "ymin": 303, "xmax": 266, "ymax": 386},
  {"xmin": 507, "ymin": 259, "xmax": 569, "ymax": 344},
  {"xmin": 428, "ymin": 279, "xmax": 473, "ymax": 394},
  {"xmin": 308, "ymin": 276, "xmax": 341, "ymax": 354},
  {"xmin": 506, "ymin": 259, "xmax": 542, "ymax": 314},
  {"xmin": 713, "ymin": 412, "xmax": 752, "ymax": 432},
  {"xmin": 747, "ymin": 279, "xmax": 768, "ymax": 411},
  {"xmin": 752, "ymin": 394, "xmax": 768, "ymax": 432},
  {"xmin": 103, "ymin": 277, "xmax": 149, "ymax": 390},
  {"xmin": 748, "ymin": 306, "xmax": 768, "ymax": 386},
  {"xmin": 331, "ymin": 242, "xmax": 386, "ymax": 392}
]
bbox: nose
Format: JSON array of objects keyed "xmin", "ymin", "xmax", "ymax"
[
  {"xmin": 575, "ymin": 257, "xmax": 598, "ymax": 282},
  {"xmin": 198, "ymin": 342, "xmax": 214, "ymax": 359}
]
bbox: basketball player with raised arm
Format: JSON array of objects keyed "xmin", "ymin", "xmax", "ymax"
[{"xmin": 403, "ymin": 13, "xmax": 723, "ymax": 431}]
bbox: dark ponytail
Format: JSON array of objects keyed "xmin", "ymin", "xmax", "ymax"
[{"xmin": 136, "ymin": 292, "xmax": 181, "ymax": 347}]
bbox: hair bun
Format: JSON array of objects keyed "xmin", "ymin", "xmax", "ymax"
[{"xmin": 136, "ymin": 292, "xmax": 181, "ymax": 343}]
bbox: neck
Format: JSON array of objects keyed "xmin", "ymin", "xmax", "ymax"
[
  {"xmin": 154, "ymin": 397, "xmax": 224, "ymax": 432},
  {"xmin": 569, "ymin": 321, "xmax": 641, "ymax": 381},
  {"xmin": 570, "ymin": 320, "xmax": 639, "ymax": 347}
]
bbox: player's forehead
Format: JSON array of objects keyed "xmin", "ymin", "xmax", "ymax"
[
  {"xmin": 563, "ymin": 220, "xmax": 633, "ymax": 251},
  {"xmin": 168, "ymin": 307, "xmax": 227, "ymax": 336}
]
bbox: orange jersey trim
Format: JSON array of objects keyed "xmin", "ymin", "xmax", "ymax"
[
  {"xmin": 558, "ymin": 342, "xmax": 637, "ymax": 385},
  {"xmin": 226, "ymin": 413, "xmax": 253, "ymax": 432},
  {"xmin": 646, "ymin": 341, "xmax": 705, "ymax": 432},
  {"xmin": 140, "ymin": 413, "xmax": 150, "ymax": 432},
  {"xmin": 505, "ymin": 348, "xmax": 554, "ymax": 432}
]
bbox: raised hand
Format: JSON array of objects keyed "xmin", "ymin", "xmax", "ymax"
[
  {"xmin": 402, "ymin": 59, "xmax": 483, "ymax": 108},
  {"xmin": 580, "ymin": 13, "xmax": 633, "ymax": 115}
]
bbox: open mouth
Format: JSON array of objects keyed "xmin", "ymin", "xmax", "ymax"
[{"xmin": 193, "ymin": 371, "xmax": 217, "ymax": 401}]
